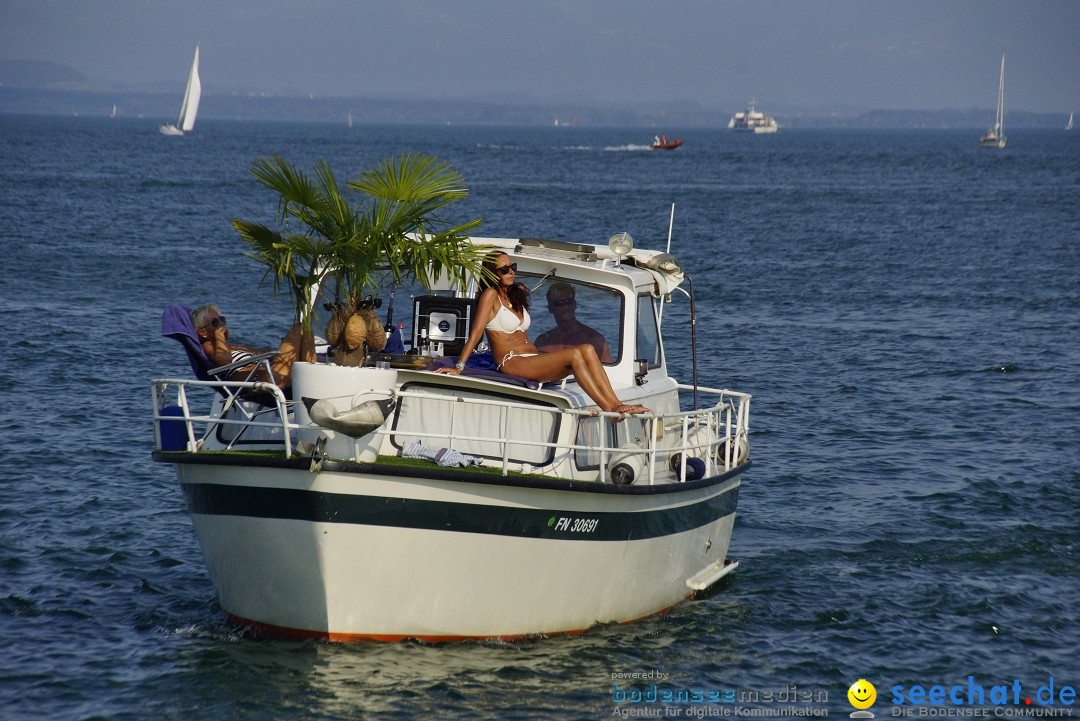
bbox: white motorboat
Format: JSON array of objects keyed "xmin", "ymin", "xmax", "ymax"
[
  {"xmin": 728, "ymin": 100, "xmax": 778, "ymax": 133},
  {"xmin": 160, "ymin": 45, "xmax": 201, "ymax": 136},
  {"xmin": 151, "ymin": 234, "xmax": 752, "ymax": 642},
  {"xmin": 979, "ymin": 54, "xmax": 1006, "ymax": 149}
]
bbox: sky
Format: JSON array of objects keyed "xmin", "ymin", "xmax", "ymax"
[{"xmin": 1, "ymin": 0, "xmax": 1078, "ymax": 113}]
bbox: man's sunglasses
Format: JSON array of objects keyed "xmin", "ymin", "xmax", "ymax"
[
  {"xmin": 548, "ymin": 298, "xmax": 575, "ymax": 308},
  {"xmin": 202, "ymin": 316, "xmax": 227, "ymax": 329},
  {"xmin": 494, "ymin": 263, "xmax": 517, "ymax": 276}
]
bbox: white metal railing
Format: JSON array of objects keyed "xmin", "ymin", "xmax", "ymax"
[
  {"xmin": 152, "ymin": 378, "xmax": 293, "ymax": 456},
  {"xmin": 150, "ymin": 377, "xmax": 749, "ymax": 485}
]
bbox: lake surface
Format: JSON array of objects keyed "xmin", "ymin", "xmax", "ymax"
[{"xmin": 1, "ymin": 115, "xmax": 1078, "ymax": 720}]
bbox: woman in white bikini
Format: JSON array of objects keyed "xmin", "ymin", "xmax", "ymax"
[{"xmin": 435, "ymin": 252, "xmax": 648, "ymax": 416}]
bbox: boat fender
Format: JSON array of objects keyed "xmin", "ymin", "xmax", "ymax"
[
  {"xmin": 667, "ymin": 453, "xmax": 706, "ymax": 481},
  {"xmin": 609, "ymin": 445, "xmax": 646, "ymax": 485},
  {"xmin": 302, "ymin": 396, "xmax": 396, "ymax": 438},
  {"xmin": 716, "ymin": 437, "xmax": 749, "ymax": 467}
]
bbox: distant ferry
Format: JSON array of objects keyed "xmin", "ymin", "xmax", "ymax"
[{"xmin": 728, "ymin": 100, "xmax": 778, "ymax": 134}]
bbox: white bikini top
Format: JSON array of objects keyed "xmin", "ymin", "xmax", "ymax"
[{"xmin": 485, "ymin": 302, "xmax": 531, "ymax": 334}]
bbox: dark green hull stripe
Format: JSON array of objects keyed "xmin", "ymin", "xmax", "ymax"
[{"xmin": 180, "ymin": 481, "xmax": 739, "ymax": 541}]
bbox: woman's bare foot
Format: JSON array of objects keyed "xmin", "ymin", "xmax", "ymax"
[{"xmin": 597, "ymin": 403, "xmax": 649, "ymax": 423}]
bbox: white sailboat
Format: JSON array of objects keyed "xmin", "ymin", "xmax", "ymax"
[
  {"xmin": 160, "ymin": 45, "xmax": 201, "ymax": 136},
  {"xmin": 1067, "ymin": 113, "xmax": 1074, "ymax": 131},
  {"xmin": 979, "ymin": 54, "xmax": 1006, "ymax": 149}
]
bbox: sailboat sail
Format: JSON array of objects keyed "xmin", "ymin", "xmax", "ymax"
[
  {"xmin": 1067, "ymin": 113, "xmax": 1074, "ymax": 131},
  {"xmin": 177, "ymin": 46, "xmax": 201, "ymax": 131},
  {"xmin": 979, "ymin": 54, "xmax": 1006, "ymax": 149},
  {"xmin": 160, "ymin": 45, "xmax": 200, "ymax": 136}
]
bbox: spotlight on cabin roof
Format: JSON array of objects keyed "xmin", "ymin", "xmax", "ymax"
[{"xmin": 608, "ymin": 232, "xmax": 633, "ymax": 258}]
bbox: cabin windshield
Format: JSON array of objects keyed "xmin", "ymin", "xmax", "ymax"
[
  {"xmin": 315, "ymin": 272, "xmax": 624, "ymax": 362},
  {"xmin": 528, "ymin": 276, "xmax": 623, "ymax": 365}
]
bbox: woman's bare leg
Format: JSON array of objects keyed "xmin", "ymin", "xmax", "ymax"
[
  {"xmin": 502, "ymin": 344, "xmax": 648, "ymax": 414},
  {"xmin": 272, "ymin": 324, "xmax": 315, "ymax": 389}
]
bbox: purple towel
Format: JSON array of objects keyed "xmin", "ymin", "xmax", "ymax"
[
  {"xmin": 428, "ymin": 356, "xmax": 540, "ymax": 390},
  {"xmin": 162, "ymin": 304, "xmax": 210, "ymax": 376},
  {"xmin": 162, "ymin": 304, "xmax": 197, "ymax": 341}
]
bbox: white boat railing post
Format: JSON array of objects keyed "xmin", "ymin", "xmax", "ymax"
[
  {"xmin": 708, "ymin": 409, "xmax": 718, "ymax": 477},
  {"xmin": 598, "ymin": 423, "xmax": 609, "ymax": 483},
  {"xmin": 151, "ymin": 383, "xmax": 164, "ymax": 450},
  {"xmin": 679, "ymin": 415, "xmax": 690, "ymax": 481},
  {"xmin": 274, "ymin": 385, "xmax": 293, "ymax": 458},
  {"xmin": 500, "ymin": 404, "xmax": 511, "ymax": 474},
  {"xmin": 179, "ymin": 384, "xmax": 197, "ymax": 452},
  {"xmin": 448, "ymin": 395, "xmax": 458, "ymax": 450},
  {"xmin": 647, "ymin": 414, "xmax": 659, "ymax": 485},
  {"xmin": 724, "ymin": 400, "xmax": 734, "ymax": 470}
]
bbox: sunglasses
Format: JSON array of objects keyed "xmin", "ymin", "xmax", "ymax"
[
  {"xmin": 548, "ymin": 298, "xmax": 575, "ymax": 308},
  {"xmin": 202, "ymin": 316, "xmax": 226, "ymax": 329},
  {"xmin": 494, "ymin": 263, "xmax": 517, "ymax": 276}
]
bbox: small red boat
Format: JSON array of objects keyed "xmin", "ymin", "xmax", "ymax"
[{"xmin": 650, "ymin": 134, "xmax": 683, "ymax": 150}]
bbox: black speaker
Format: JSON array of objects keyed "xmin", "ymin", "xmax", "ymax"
[{"xmin": 412, "ymin": 296, "xmax": 475, "ymax": 355}]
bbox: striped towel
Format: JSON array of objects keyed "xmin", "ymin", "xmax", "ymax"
[{"xmin": 404, "ymin": 440, "xmax": 483, "ymax": 468}]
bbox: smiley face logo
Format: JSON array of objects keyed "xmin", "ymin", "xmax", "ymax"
[{"xmin": 848, "ymin": 679, "xmax": 877, "ymax": 710}]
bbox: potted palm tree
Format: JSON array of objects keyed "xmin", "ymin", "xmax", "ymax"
[{"xmin": 233, "ymin": 152, "xmax": 487, "ymax": 365}]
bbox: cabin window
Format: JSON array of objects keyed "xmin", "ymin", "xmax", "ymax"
[
  {"xmin": 636, "ymin": 294, "xmax": 662, "ymax": 368},
  {"xmin": 530, "ymin": 278, "xmax": 623, "ymax": 364}
]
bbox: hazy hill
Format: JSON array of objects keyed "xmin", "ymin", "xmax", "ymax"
[
  {"xmin": 0, "ymin": 60, "xmax": 88, "ymax": 88},
  {"xmin": 0, "ymin": 60, "xmax": 1069, "ymax": 128}
]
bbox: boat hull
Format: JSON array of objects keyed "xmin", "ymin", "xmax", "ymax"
[
  {"xmin": 159, "ymin": 123, "xmax": 184, "ymax": 136},
  {"xmin": 730, "ymin": 123, "xmax": 778, "ymax": 134},
  {"xmin": 167, "ymin": 455, "xmax": 744, "ymax": 641}
]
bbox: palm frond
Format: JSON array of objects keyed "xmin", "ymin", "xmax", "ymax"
[{"xmin": 234, "ymin": 153, "xmax": 484, "ymax": 331}]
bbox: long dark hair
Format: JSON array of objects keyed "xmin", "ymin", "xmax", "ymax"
[{"xmin": 480, "ymin": 252, "xmax": 530, "ymax": 313}]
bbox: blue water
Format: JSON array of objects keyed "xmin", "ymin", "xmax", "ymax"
[{"xmin": 2, "ymin": 115, "xmax": 1079, "ymax": 720}]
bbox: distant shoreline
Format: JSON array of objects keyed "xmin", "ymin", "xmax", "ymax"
[{"xmin": 0, "ymin": 87, "xmax": 1071, "ymax": 129}]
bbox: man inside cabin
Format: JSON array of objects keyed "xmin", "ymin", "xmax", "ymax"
[{"xmin": 534, "ymin": 282, "xmax": 612, "ymax": 363}]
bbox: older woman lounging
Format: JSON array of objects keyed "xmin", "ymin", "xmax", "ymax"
[
  {"xmin": 191, "ymin": 303, "xmax": 314, "ymax": 389},
  {"xmin": 434, "ymin": 252, "xmax": 648, "ymax": 416}
]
